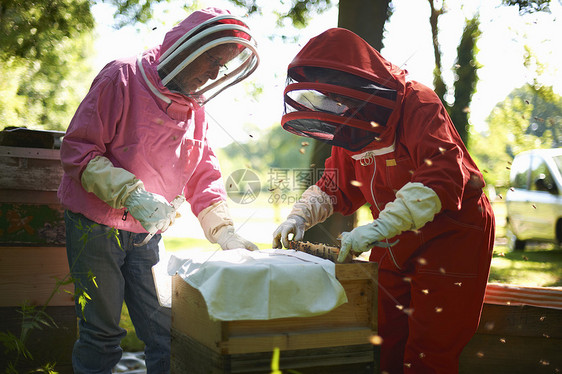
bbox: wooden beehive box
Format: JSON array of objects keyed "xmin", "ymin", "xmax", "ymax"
[
  {"xmin": 0, "ymin": 145, "xmax": 66, "ymax": 245},
  {"xmin": 0, "ymin": 132, "xmax": 75, "ymax": 374},
  {"xmin": 171, "ymin": 261, "xmax": 379, "ymax": 374},
  {"xmin": 460, "ymin": 285, "xmax": 562, "ymax": 373}
]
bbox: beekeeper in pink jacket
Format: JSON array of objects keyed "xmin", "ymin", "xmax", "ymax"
[{"xmin": 58, "ymin": 8, "xmax": 259, "ymax": 373}]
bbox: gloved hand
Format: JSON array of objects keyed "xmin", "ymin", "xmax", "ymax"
[
  {"xmin": 124, "ymin": 187, "xmax": 177, "ymax": 233},
  {"xmin": 216, "ymin": 226, "xmax": 259, "ymax": 251},
  {"xmin": 272, "ymin": 215, "xmax": 306, "ymax": 249},
  {"xmin": 198, "ymin": 200, "xmax": 258, "ymax": 251},
  {"xmin": 338, "ymin": 222, "xmax": 386, "ymax": 262},
  {"xmin": 337, "ymin": 182, "xmax": 442, "ymax": 263},
  {"xmin": 272, "ymin": 185, "xmax": 334, "ymax": 249}
]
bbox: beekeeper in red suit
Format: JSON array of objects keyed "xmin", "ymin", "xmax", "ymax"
[
  {"xmin": 273, "ymin": 28, "xmax": 495, "ymax": 374},
  {"xmin": 58, "ymin": 8, "xmax": 259, "ymax": 373}
]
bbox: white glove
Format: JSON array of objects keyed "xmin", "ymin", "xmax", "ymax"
[
  {"xmin": 338, "ymin": 222, "xmax": 386, "ymax": 262},
  {"xmin": 337, "ymin": 182, "xmax": 442, "ymax": 263},
  {"xmin": 124, "ymin": 187, "xmax": 177, "ymax": 233},
  {"xmin": 272, "ymin": 185, "xmax": 334, "ymax": 248},
  {"xmin": 216, "ymin": 226, "xmax": 259, "ymax": 251},
  {"xmin": 272, "ymin": 215, "xmax": 306, "ymax": 249},
  {"xmin": 198, "ymin": 200, "xmax": 258, "ymax": 251}
]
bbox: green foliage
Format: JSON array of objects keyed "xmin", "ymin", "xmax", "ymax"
[
  {"xmin": 0, "ymin": 0, "xmax": 169, "ymax": 131},
  {"xmin": 228, "ymin": 0, "xmax": 334, "ymax": 28},
  {"xmin": 490, "ymin": 246, "xmax": 562, "ymax": 287},
  {"xmin": 216, "ymin": 124, "xmax": 311, "ymax": 186},
  {"xmin": 0, "ymin": 0, "xmax": 168, "ymax": 61},
  {"xmin": 0, "ymin": 21, "xmax": 94, "ymax": 130},
  {"xmin": 501, "ymin": 0, "xmax": 552, "ymax": 14},
  {"xmin": 120, "ymin": 303, "xmax": 145, "ymax": 352},
  {"xmin": 109, "ymin": 0, "xmax": 170, "ymax": 27},
  {"xmin": 0, "ymin": 0, "xmax": 95, "ymax": 61},
  {"xmin": 270, "ymin": 347, "xmax": 282, "ymax": 374},
  {"xmin": 470, "ymin": 84, "xmax": 561, "ymax": 188}
]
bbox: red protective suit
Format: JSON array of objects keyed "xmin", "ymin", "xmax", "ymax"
[{"xmin": 291, "ymin": 29, "xmax": 495, "ymax": 373}]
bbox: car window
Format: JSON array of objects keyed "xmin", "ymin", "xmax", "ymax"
[
  {"xmin": 511, "ymin": 153, "xmax": 530, "ymax": 189},
  {"xmin": 554, "ymin": 155, "xmax": 562, "ymax": 176},
  {"xmin": 529, "ymin": 155, "xmax": 556, "ymax": 192}
]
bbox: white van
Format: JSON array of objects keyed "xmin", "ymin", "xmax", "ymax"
[{"xmin": 505, "ymin": 148, "xmax": 562, "ymax": 250}]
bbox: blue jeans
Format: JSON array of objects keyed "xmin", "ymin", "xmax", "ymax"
[{"xmin": 65, "ymin": 210, "xmax": 171, "ymax": 374}]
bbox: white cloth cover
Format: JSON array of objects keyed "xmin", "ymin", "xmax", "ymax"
[{"xmin": 166, "ymin": 248, "xmax": 348, "ymax": 321}]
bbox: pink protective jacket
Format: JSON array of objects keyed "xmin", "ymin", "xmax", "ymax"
[{"xmin": 58, "ymin": 8, "xmax": 230, "ymax": 233}]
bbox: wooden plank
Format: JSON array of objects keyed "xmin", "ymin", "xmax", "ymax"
[
  {"xmin": 0, "ymin": 145, "xmax": 61, "ymax": 160},
  {"xmin": 229, "ymin": 344, "xmax": 376, "ymax": 372},
  {"xmin": 0, "ymin": 189, "xmax": 59, "ymax": 204},
  {"xmin": 0, "ymin": 155, "xmax": 63, "ymax": 191},
  {"xmin": 336, "ymin": 262, "xmax": 377, "ymax": 281},
  {"xmin": 219, "ymin": 327, "xmax": 374, "ymax": 354},
  {"xmin": 475, "ymin": 303, "xmax": 562, "ymax": 338},
  {"xmin": 0, "ymin": 306, "xmax": 76, "ymax": 374},
  {"xmin": 171, "ymin": 328, "xmax": 378, "ymax": 374},
  {"xmin": 459, "ymin": 302, "xmax": 562, "ymax": 373},
  {"xmin": 0, "ymin": 246, "xmax": 74, "ymax": 307},
  {"xmin": 460, "ymin": 334, "xmax": 562, "ymax": 374},
  {"xmin": 171, "ymin": 275, "xmax": 223, "ymax": 350}
]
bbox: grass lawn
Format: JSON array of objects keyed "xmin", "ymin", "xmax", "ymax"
[{"xmin": 119, "ymin": 200, "xmax": 562, "ymax": 351}]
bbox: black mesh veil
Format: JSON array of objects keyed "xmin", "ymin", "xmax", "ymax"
[{"xmin": 282, "ymin": 66, "xmax": 397, "ymax": 151}]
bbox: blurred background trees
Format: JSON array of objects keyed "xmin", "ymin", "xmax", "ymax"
[
  {"xmin": 0, "ymin": 0, "xmax": 168, "ymax": 130},
  {"xmin": 1, "ymin": 0, "xmax": 560, "ymax": 214}
]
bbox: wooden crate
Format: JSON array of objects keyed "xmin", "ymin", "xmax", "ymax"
[
  {"xmin": 0, "ymin": 145, "xmax": 65, "ymax": 245},
  {"xmin": 171, "ymin": 261, "xmax": 379, "ymax": 374},
  {"xmin": 460, "ymin": 292, "xmax": 562, "ymax": 373},
  {"xmin": 0, "ymin": 142, "xmax": 75, "ymax": 373}
]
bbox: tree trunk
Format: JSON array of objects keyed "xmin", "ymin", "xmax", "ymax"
[
  {"xmin": 337, "ymin": 0, "xmax": 390, "ymax": 50},
  {"xmin": 450, "ymin": 16, "xmax": 481, "ymax": 147},
  {"xmin": 303, "ymin": 0, "xmax": 391, "ymax": 246},
  {"xmin": 427, "ymin": 0, "xmax": 447, "ymax": 103}
]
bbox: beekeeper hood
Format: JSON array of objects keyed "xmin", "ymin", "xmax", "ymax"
[
  {"xmin": 157, "ymin": 8, "xmax": 259, "ymax": 105},
  {"xmin": 282, "ymin": 28, "xmax": 406, "ymax": 151}
]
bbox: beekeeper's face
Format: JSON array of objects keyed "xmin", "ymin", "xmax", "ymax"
[
  {"xmin": 171, "ymin": 44, "xmax": 238, "ymax": 93},
  {"xmin": 157, "ymin": 15, "xmax": 259, "ymax": 105}
]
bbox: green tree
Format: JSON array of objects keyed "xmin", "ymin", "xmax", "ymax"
[
  {"xmin": 0, "ymin": 33, "xmax": 95, "ymax": 131},
  {"xmin": 471, "ymin": 41, "xmax": 561, "ymax": 190},
  {"xmin": 428, "ymin": 0, "xmax": 481, "ymax": 146},
  {"xmin": 217, "ymin": 125, "xmax": 311, "ymax": 180},
  {"xmin": 0, "ymin": 0, "xmax": 169, "ymax": 131},
  {"xmin": 501, "ymin": 0, "xmax": 553, "ymax": 13},
  {"xmin": 427, "ymin": 0, "xmax": 555, "ymax": 147},
  {"xmin": 471, "ymin": 84, "xmax": 561, "ymax": 189}
]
